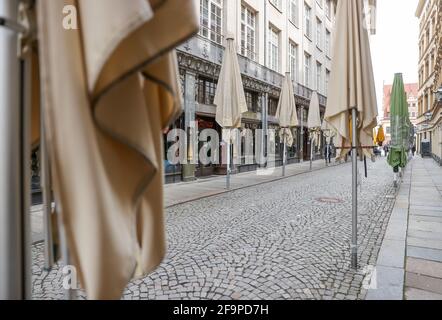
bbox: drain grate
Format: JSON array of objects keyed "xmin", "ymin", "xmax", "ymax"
[{"xmin": 316, "ymin": 197, "xmax": 344, "ymax": 204}]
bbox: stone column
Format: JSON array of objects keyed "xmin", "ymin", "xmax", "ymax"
[{"xmin": 182, "ymin": 70, "xmax": 197, "ymax": 182}]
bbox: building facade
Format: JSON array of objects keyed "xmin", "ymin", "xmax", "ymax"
[
  {"xmin": 381, "ymin": 83, "xmax": 418, "ymax": 146},
  {"xmin": 415, "ymin": 0, "xmax": 442, "ymax": 163},
  {"xmin": 166, "ymin": 0, "xmax": 338, "ymax": 183}
]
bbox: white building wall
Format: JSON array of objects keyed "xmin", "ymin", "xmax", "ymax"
[{"xmin": 196, "ymin": 0, "xmax": 336, "ymax": 96}]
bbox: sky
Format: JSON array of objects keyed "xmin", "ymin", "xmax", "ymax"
[{"xmin": 370, "ymin": 0, "xmax": 420, "ymax": 117}]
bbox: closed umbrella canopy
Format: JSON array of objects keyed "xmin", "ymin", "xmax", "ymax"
[
  {"xmin": 387, "ymin": 73, "xmax": 410, "ymax": 169},
  {"xmin": 376, "ymin": 125, "xmax": 385, "ymax": 146},
  {"xmin": 275, "ymin": 73, "xmax": 299, "ymax": 147},
  {"xmin": 308, "ymin": 91, "xmax": 322, "ymax": 147},
  {"xmin": 214, "ymin": 35, "xmax": 248, "ymax": 130},
  {"xmin": 324, "ymin": 0, "xmax": 378, "ymax": 160},
  {"xmin": 307, "ymin": 91, "xmax": 322, "ymax": 130},
  {"xmin": 36, "ymin": 0, "xmax": 198, "ymax": 299}
]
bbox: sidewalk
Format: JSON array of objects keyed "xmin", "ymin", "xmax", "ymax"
[
  {"xmin": 366, "ymin": 157, "xmax": 442, "ymax": 300},
  {"xmin": 164, "ymin": 159, "xmax": 340, "ymax": 207},
  {"xmin": 31, "ymin": 159, "xmax": 341, "ymax": 243}
]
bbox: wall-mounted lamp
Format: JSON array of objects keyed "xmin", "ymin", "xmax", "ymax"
[
  {"xmin": 424, "ymin": 111, "xmax": 433, "ymax": 122},
  {"xmin": 436, "ymin": 86, "xmax": 442, "ymax": 103}
]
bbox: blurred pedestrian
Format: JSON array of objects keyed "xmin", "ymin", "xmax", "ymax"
[{"xmin": 384, "ymin": 145, "xmax": 389, "ymax": 157}]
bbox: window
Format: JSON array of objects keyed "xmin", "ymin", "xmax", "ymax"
[
  {"xmin": 245, "ymin": 90, "xmax": 261, "ymax": 113},
  {"xmin": 289, "ymin": 41, "xmax": 299, "ymax": 82},
  {"xmin": 196, "ymin": 76, "xmax": 217, "ymax": 105},
  {"xmin": 325, "ymin": 29, "xmax": 331, "ymax": 56},
  {"xmin": 325, "ymin": 69, "xmax": 330, "ymax": 95},
  {"xmin": 269, "ymin": 0, "xmax": 281, "ymax": 10},
  {"xmin": 316, "ymin": 61, "xmax": 322, "ymax": 92},
  {"xmin": 304, "ymin": 52, "xmax": 311, "ymax": 88},
  {"xmin": 199, "ymin": 0, "xmax": 223, "ymax": 44},
  {"xmin": 316, "ymin": 18, "xmax": 322, "ymax": 49},
  {"xmin": 268, "ymin": 97, "xmax": 279, "ymax": 116},
  {"xmin": 304, "ymin": 3, "xmax": 312, "ymax": 39},
  {"xmin": 325, "ymin": 0, "xmax": 331, "ymax": 19},
  {"xmin": 289, "ymin": 0, "xmax": 299, "ymax": 26},
  {"xmin": 241, "ymin": 5, "xmax": 257, "ymax": 61},
  {"xmin": 268, "ymin": 26, "xmax": 280, "ymax": 72}
]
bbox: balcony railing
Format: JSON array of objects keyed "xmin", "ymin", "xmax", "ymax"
[{"xmin": 177, "ymin": 34, "xmax": 327, "ymax": 105}]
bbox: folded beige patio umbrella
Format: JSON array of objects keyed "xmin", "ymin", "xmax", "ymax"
[
  {"xmin": 324, "ymin": 0, "xmax": 378, "ymax": 160},
  {"xmin": 214, "ymin": 35, "xmax": 248, "ymax": 130},
  {"xmin": 36, "ymin": 0, "xmax": 198, "ymax": 299},
  {"xmin": 307, "ymin": 91, "xmax": 322, "ymax": 146},
  {"xmin": 326, "ymin": 0, "xmax": 378, "ymax": 269},
  {"xmin": 275, "ymin": 73, "xmax": 298, "ymax": 147},
  {"xmin": 214, "ymin": 35, "xmax": 247, "ymax": 189}
]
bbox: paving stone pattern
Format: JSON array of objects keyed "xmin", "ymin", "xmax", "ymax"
[{"xmin": 32, "ymin": 159, "xmax": 396, "ymax": 300}]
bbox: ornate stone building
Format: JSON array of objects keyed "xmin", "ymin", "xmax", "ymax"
[
  {"xmin": 165, "ymin": 0, "xmax": 338, "ymax": 183},
  {"xmin": 415, "ymin": 0, "xmax": 442, "ymax": 162}
]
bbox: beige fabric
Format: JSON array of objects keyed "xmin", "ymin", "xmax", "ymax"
[
  {"xmin": 324, "ymin": 0, "xmax": 378, "ymax": 160},
  {"xmin": 276, "ymin": 73, "xmax": 298, "ymax": 147},
  {"xmin": 307, "ymin": 91, "xmax": 322, "ymax": 130},
  {"xmin": 279, "ymin": 128, "xmax": 295, "ymax": 148},
  {"xmin": 36, "ymin": 0, "xmax": 198, "ymax": 299},
  {"xmin": 214, "ymin": 36, "xmax": 248, "ymax": 129},
  {"xmin": 309, "ymin": 130, "xmax": 322, "ymax": 150},
  {"xmin": 322, "ymin": 120, "xmax": 337, "ymax": 145}
]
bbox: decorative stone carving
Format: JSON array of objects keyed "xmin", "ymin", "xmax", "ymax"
[{"xmin": 177, "ymin": 35, "xmax": 327, "ymax": 108}]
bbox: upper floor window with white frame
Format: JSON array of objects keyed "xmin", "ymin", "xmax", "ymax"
[
  {"xmin": 325, "ymin": 69, "xmax": 330, "ymax": 95},
  {"xmin": 241, "ymin": 4, "xmax": 257, "ymax": 61},
  {"xmin": 289, "ymin": 41, "xmax": 299, "ymax": 82},
  {"xmin": 290, "ymin": 0, "xmax": 299, "ymax": 26},
  {"xmin": 304, "ymin": 52, "xmax": 311, "ymax": 87},
  {"xmin": 316, "ymin": 18, "xmax": 323, "ymax": 49},
  {"xmin": 316, "ymin": 61, "xmax": 322, "ymax": 92},
  {"xmin": 199, "ymin": 0, "xmax": 223, "ymax": 45},
  {"xmin": 268, "ymin": 26, "xmax": 280, "ymax": 72},
  {"xmin": 325, "ymin": 29, "xmax": 331, "ymax": 57},
  {"xmin": 304, "ymin": 3, "xmax": 312, "ymax": 39},
  {"xmin": 325, "ymin": 0, "xmax": 332, "ymax": 19},
  {"xmin": 269, "ymin": 0, "xmax": 282, "ymax": 10}
]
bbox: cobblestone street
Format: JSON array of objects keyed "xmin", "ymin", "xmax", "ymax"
[{"xmin": 32, "ymin": 158, "xmax": 397, "ymax": 300}]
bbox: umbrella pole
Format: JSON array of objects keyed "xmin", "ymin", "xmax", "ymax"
[
  {"xmin": 57, "ymin": 207, "xmax": 75, "ymax": 300},
  {"xmin": 351, "ymin": 108, "xmax": 358, "ymax": 269},
  {"xmin": 226, "ymin": 134, "xmax": 231, "ymax": 190},
  {"xmin": 40, "ymin": 114, "xmax": 55, "ymax": 270},
  {"xmin": 310, "ymin": 137, "xmax": 313, "ymax": 171},
  {"xmin": 0, "ymin": 0, "xmax": 31, "ymax": 299},
  {"xmin": 326, "ymin": 143, "xmax": 329, "ymax": 167},
  {"xmin": 300, "ymin": 109, "xmax": 304, "ymax": 163},
  {"xmin": 282, "ymin": 138, "xmax": 286, "ymax": 177}
]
